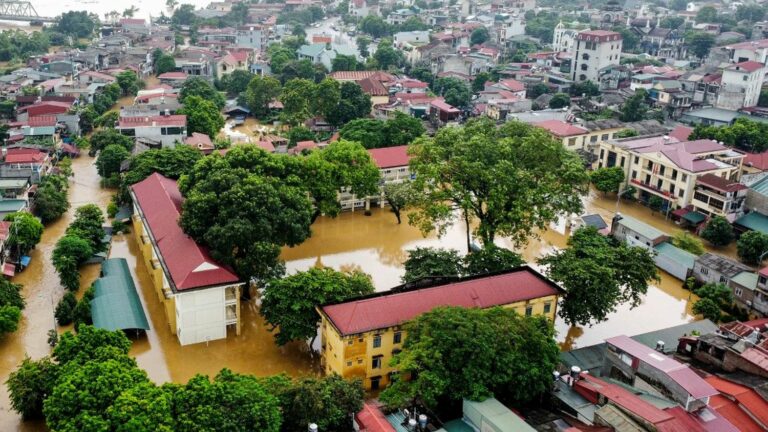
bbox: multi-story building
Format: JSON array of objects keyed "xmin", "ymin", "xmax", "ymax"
[
  {"xmin": 596, "ymin": 135, "xmax": 745, "ymax": 211},
  {"xmin": 692, "ymin": 253, "xmax": 751, "ymax": 286},
  {"xmin": 117, "ymin": 114, "xmax": 187, "ymax": 148},
  {"xmin": 552, "ymin": 21, "xmax": 581, "ymax": 53},
  {"xmin": 691, "ymin": 173, "xmax": 747, "ymax": 220},
  {"xmin": 716, "ymin": 61, "xmax": 765, "ymax": 111},
  {"xmin": 570, "ymin": 30, "xmax": 622, "ymax": 85},
  {"xmin": 317, "ymin": 266, "xmax": 564, "ymax": 390},
  {"xmin": 130, "ymin": 173, "xmax": 244, "ymax": 346},
  {"xmin": 339, "ymin": 145, "xmax": 411, "ymax": 211}
]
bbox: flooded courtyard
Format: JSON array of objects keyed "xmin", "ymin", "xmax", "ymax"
[{"xmin": 0, "ymin": 155, "xmax": 724, "ymax": 429}]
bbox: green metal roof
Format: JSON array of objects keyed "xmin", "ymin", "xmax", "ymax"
[
  {"xmin": 438, "ymin": 419, "xmax": 475, "ymax": 432},
  {"xmin": 731, "ymin": 271, "xmax": 758, "ymax": 290},
  {"xmin": 90, "ymin": 258, "xmax": 150, "ymax": 331},
  {"xmin": 749, "ymin": 176, "xmax": 768, "ymax": 196},
  {"xmin": 0, "ymin": 178, "xmax": 28, "ymax": 189},
  {"xmin": 616, "ymin": 215, "xmax": 667, "ymax": 240},
  {"xmin": 654, "ymin": 242, "xmax": 696, "ymax": 269},
  {"xmin": 682, "ymin": 211, "xmax": 706, "ymax": 225},
  {"xmin": 463, "ymin": 398, "xmax": 536, "ymax": 432},
  {"xmin": 735, "ymin": 212, "xmax": 768, "ymax": 234},
  {"xmin": 0, "ymin": 200, "xmax": 27, "ymax": 214}
]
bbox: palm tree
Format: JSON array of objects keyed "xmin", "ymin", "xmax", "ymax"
[
  {"xmin": 123, "ymin": 6, "xmax": 139, "ymax": 18},
  {"xmin": 166, "ymin": 0, "xmax": 178, "ymax": 13}
]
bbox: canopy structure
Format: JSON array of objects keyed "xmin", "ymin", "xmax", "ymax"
[
  {"xmin": 90, "ymin": 258, "xmax": 149, "ymax": 331},
  {"xmin": 682, "ymin": 211, "xmax": 706, "ymax": 225}
]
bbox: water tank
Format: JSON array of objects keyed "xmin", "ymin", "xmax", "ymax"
[
  {"xmin": 570, "ymin": 365, "xmax": 581, "ymax": 379},
  {"xmin": 308, "ymin": 424, "xmax": 318, "ymax": 432},
  {"xmin": 418, "ymin": 414, "xmax": 428, "ymax": 428},
  {"xmin": 553, "ymin": 371, "xmax": 561, "ymax": 382},
  {"xmin": 656, "ymin": 340, "xmax": 665, "ymax": 351},
  {"xmin": 407, "ymin": 418, "xmax": 418, "ymax": 431}
]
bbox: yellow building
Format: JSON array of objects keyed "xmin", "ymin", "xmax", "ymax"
[{"xmin": 317, "ymin": 266, "xmax": 564, "ymax": 391}]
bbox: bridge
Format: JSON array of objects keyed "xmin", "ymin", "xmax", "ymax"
[{"xmin": 0, "ymin": 0, "xmax": 54, "ymax": 23}]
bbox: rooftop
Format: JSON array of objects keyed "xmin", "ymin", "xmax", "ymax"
[
  {"xmin": 130, "ymin": 173, "xmax": 240, "ymax": 291},
  {"xmin": 118, "ymin": 115, "xmax": 187, "ymax": 128},
  {"xmin": 614, "ymin": 214, "xmax": 667, "ymax": 240},
  {"xmin": 533, "ymin": 120, "xmax": 588, "ymax": 137},
  {"xmin": 726, "ymin": 61, "xmax": 764, "ymax": 73},
  {"xmin": 695, "ymin": 253, "xmax": 751, "ymax": 278},
  {"xmin": 734, "ymin": 212, "xmax": 768, "ymax": 236},
  {"xmin": 696, "ymin": 174, "xmax": 747, "ymax": 193},
  {"xmin": 368, "ymin": 145, "xmax": 410, "ymax": 169},
  {"xmin": 320, "ymin": 266, "xmax": 563, "ymax": 336}
]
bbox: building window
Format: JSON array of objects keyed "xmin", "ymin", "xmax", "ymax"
[
  {"xmin": 544, "ymin": 302, "xmax": 551, "ymax": 314},
  {"xmin": 348, "ymin": 340, "xmax": 353, "ymax": 345},
  {"xmin": 372, "ymin": 355, "xmax": 383, "ymax": 369},
  {"xmin": 620, "ymin": 157, "xmax": 625, "ymax": 167},
  {"xmin": 701, "ymin": 267, "xmax": 709, "ymax": 275},
  {"xmin": 720, "ymin": 276, "xmax": 727, "ymax": 283},
  {"xmin": 525, "ymin": 305, "xmax": 533, "ymax": 316},
  {"xmin": 358, "ymin": 358, "xmax": 363, "ymax": 364},
  {"xmin": 373, "ymin": 335, "xmax": 381, "ymax": 348},
  {"xmin": 735, "ymin": 287, "xmax": 743, "ymax": 298},
  {"xmin": 393, "ymin": 332, "xmax": 402, "ymax": 344},
  {"xmin": 601, "ymin": 134, "xmax": 609, "ymax": 141},
  {"xmin": 370, "ymin": 376, "xmax": 381, "ymax": 390},
  {"xmin": 347, "ymin": 361, "xmax": 352, "ymax": 367},
  {"xmin": 632, "ymin": 170, "xmax": 637, "ymax": 179},
  {"xmin": 634, "ymin": 156, "xmax": 639, "ymax": 164},
  {"xmin": 568, "ymin": 137, "xmax": 577, "ymax": 146},
  {"xmin": 591, "ymin": 135, "xmax": 598, "ymax": 143}
]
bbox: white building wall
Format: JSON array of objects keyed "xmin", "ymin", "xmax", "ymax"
[
  {"xmin": 571, "ymin": 35, "xmax": 622, "ymax": 83},
  {"xmin": 175, "ymin": 287, "xmax": 228, "ymax": 345}
]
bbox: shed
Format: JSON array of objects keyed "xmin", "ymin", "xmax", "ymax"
[
  {"xmin": 734, "ymin": 211, "xmax": 768, "ymax": 235},
  {"xmin": 90, "ymin": 258, "xmax": 150, "ymax": 331},
  {"xmin": 461, "ymin": 398, "xmax": 535, "ymax": 432},
  {"xmin": 653, "ymin": 242, "xmax": 696, "ymax": 281}
]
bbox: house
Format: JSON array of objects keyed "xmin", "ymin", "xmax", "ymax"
[
  {"xmin": 387, "ymin": 8, "xmax": 416, "ymax": 25},
  {"xmin": 3, "ymin": 148, "xmax": 51, "ymax": 178},
  {"xmin": 716, "ymin": 61, "xmax": 765, "ymax": 111},
  {"xmin": 570, "ymin": 30, "xmax": 623, "ymax": 84},
  {"xmin": 348, "ymin": 0, "xmax": 378, "ymax": 18},
  {"xmin": 679, "ymin": 319, "xmax": 768, "ymax": 379},
  {"xmin": 184, "ymin": 133, "xmax": 214, "ymax": 154},
  {"xmin": 0, "ymin": 178, "xmax": 31, "ymax": 201},
  {"xmin": 429, "ymin": 98, "xmax": 460, "ymax": 123},
  {"xmin": 297, "ymin": 43, "xmax": 358, "ymax": 72},
  {"xmin": 339, "ymin": 145, "xmax": 411, "ymax": 212},
  {"xmin": 129, "ymin": 173, "xmax": 245, "ymax": 346},
  {"xmin": 728, "ymin": 271, "xmax": 765, "ymax": 317},
  {"xmin": 693, "ymin": 253, "xmax": 751, "ymax": 286},
  {"xmin": 217, "ymin": 51, "xmax": 250, "ymax": 77},
  {"xmin": 595, "ymin": 135, "xmax": 745, "ymax": 211},
  {"xmin": 610, "ymin": 213, "xmax": 668, "ymax": 249},
  {"xmin": 117, "ymin": 115, "xmax": 187, "ymax": 148},
  {"xmin": 691, "ymin": 173, "xmax": 747, "ymax": 221},
  {"xmin": 158, "ymin": 72, "xmax": 188, "ymax": 88},
  {"xmin": 317, "ymin": 266, "xmax": 563, "ymax": 390},
  {"xmin": 704, "ymin": 375, "xmax": 768, "ymax": 431},
  {"xmin": 532, "ymin": 120, "xmax": 590, "ymax": 151}
]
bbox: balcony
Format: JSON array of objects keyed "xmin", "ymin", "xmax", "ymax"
[{"xmin": 631, "ymin": 179, "xmax": 673, "ymax": 198}]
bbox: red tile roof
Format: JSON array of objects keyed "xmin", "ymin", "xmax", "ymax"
[
  {"xmin": 497, "ymin": 78, "xmax": 525, "ymax": 92},
  {"xmin": 329, "ymin": 71, "xmax": 395, "ymax": 81},
  {"xmin": 696, "ymin": 173, "xmax": 747, "ymax": 193},
  {"xmin": 744, "ymin": 150, "xmax": 768, "ymax": 171},
  {"xmin": 320, "ymin": 266, "xmax": 563, "ymax": 336},
  {"xmin": 430, "ymin": 98, "xmax": 460, "ymax": 113},
  {"xmin": 118, "ymin": 115, "xmax": 187, "ymax": 128},
  {"xmin": 368, "ymin": 145, "xmax": 410, "ymax": 169},
  {"xmin": 358, "ymin": 77, "xmax": 388, "ymax": 96},
  {"xmin": 257, "ymin": 141, "xmax": 276, "ymax": 152},
  {"xmin": 355, "ymin": 402, "xmax": 396, "ymax": 432},
  {"xmin": 130, "ymin": 173, "xmax": 240, "ymax": 291},
  {"xmin": 158, "ymin": 72, "xmax": 187, "ymax": 80},
  {"xmin": 18, "ymin": 101, "xmax": 71, "ymax": 116},
  {"xmin": 27, "ymin": 115, "xmax": 57, "ymax": 127},
  {"xmin": 669, "ymin": 125, "xmax": 693, "ymax": 142},
  {"xmin": 184, "ymin": 132, "xmax": 213, "ymax": 150},
  {"xmin": 728, "ymin": 61, "xmax": 764, "ymax": 73},
  {"xmin": 5, "ymin": 149, "xmax": 47, "ymax": 164},
  {"xmin": 533, "ymin": 120, "xmax": 587, "ymax": 137}
]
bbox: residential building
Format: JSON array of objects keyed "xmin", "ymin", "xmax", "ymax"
[
  {"xmin": 692, "ymin": 253, "xmax": 751, "ymax": 286},
  {"xmin": 728, "ymin": 271, "xmax": 766, "ymax": 317},
  {"xmin": 680, "ymin": 320, "xmax": 768, "ymax": 379},
  {"xmin": 570, "ymin": 30, "xmax": 622, "ymax": 86},
  {"xmin": 716, "ymin": 61, "xmax": 765, "ymax": 111},
  {"xmin": 721, "ymin": 38, "xmax": 768, "ymax": 64},
  {"xmin": 387, "ymin": 9, "xmax": 416, "ymax": 25},
  {"xmin": 691, "ymin": 173, "xmax": 747, "ymax": 220},
  {"xmin": 217, "ymin": 51, "xmax": 250, "ymax": 77},
  {"xmin": 596, "ymin": 135, "xmax": 745, "ymax": 211},
  {"xmin": 130, "ymin": 173, "xmax": 244, "ymax": 346},
  {"xmin": 340, "ymin": 145, "xmax": 411, "ymax": 211},
  {"xmin": 317, "ymin": 266, "xmax": 563, "ymax": 390},
  {"xmin": 117, "ymin": 115, "xmax": 187, "ymax": 148},
  {"xmin": 532, "ymin": 120, "xmax": 590, "ymax": 151},
  {"xmin": 348, "ymin": 0, "xmax": 378, "ymax": 18},
  {"xmin": 552, "ymin": 21, "xmax": 581, "ymax": 53},
  {"xmin": 610, "ymin": 213, "xmax": 668, "ymax": 249},
  {"xmin": 297, "ymin": 43, "xmax": 358, "ymax": 71},
  {"xmin": 429, "ymin": 98, "xmax": 460, "ymax": 123}
]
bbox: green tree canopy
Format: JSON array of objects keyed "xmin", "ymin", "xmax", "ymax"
[
  {"xmin": 620, "ymin": 89, "xmax": 648, "ymax": 122},
  {"xmin": 736, "ymin": 230, "xmax": 768, "ymax": 264},
  {"xmin": 539, "ymin": 226, "xmax": 658, "ymax": 326},
  {"xmin": 380, "ymin": 306, "xmax": 559, "ymax": 408},
  {"xmin": 4, "ymin": 211, "xmax": 44, "ymax": 255},
  {"xmin": 245, "ymin": 75, "xmax": 282, "ymax": 119},
  {"xmin": 463, "ymin": 245, "xmax": 524, "ymax": 276},
  {"xmin": 219, "ymin": 69, "xmax": 254, "ymax": 96},
  {"xmin": 326, "ymin": 81, "xmax": 372, "ymax": 127},
  {"xmin": 690, "ymin": 117, "xmax": 768, "ymax": 152},
  {"xmin": 7, "ymin": 357, "xmax": 59, "ymax": 420},
  {"xmin": 269, "ymin": 375, "xmax": 363, "ymax": 432},
  {"xmin": 178, "ymin": 95, "xmax": 225, "ymax": 138},
  {"xmin": 696, "ymin": 6, "xmax": 717, "ymax": 23},
  {"xmin": 672, "ymin": 231, "xmax": 705, "ymax": 255},
  {"xmin": 433, "ymin": 77, "xmax": 471, "ymax": 108},
  {"xmin": 180, "ymin": 77, "xmax": 226, "ymax": 110},
  {"xmin": 382, "ymin": 181, "xmax": 412, "ymax": 224},
  {"xmin": 408, "ymin": 118, "xmax": 589, "ymax": 245},
  {"xmin": 96, "ymin": 144, "xmax": 131, "ymax": 178},
  {"xmin": 590, "ymin": 166, "xmax": 625, "ymax": 195},
  {"xmin": 261, "ymin": 267, "xmax": 375, "ymax": 345},
  {"xmin": 155, "ymin": 54, "xmax": 177, "ymax": 75},
  {"xmin": 549, "ymin": 92, "xmax": 570, "ymax": 109},
  {"xmin": 89, "ymin": 128, "xmax": 134, "ymax": 154},
  {"xmin": 687, "ymin": 31, "xmax": 716, "ymax": 60},
  {"xmin": 55, "ymin": 11, "xmax": 97, "ymax": 38},
  {"xmin": 339, "ymin": 112, "xmax": 425, "ymax": 149},
  {"xmin": 402, "ymin": 247, "xmax": 464, "ymax": 283},
  {"xmin": 116, "ymin": 71, "xmax": 142, "ymax": 96},
  {"xmin": 700, "ymin": 216, "xmax": 734, "ymax": 247},
  {"xmin": 470, "ymin": 27, "xmax": 490, "ymax": 45}
]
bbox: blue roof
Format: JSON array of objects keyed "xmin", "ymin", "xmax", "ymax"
[{"xmin": 735, "ymin": 212, "xmax": 768, "ymax": 234}]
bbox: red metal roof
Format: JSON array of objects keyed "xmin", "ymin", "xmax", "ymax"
[
  {"xmin": 605, "ymin": 335, "xmax": 718, "ymax": 399},
  {"xmin": 708, "ymin": 395, "xmax": 764, "ymax": 432},
  {"xmin": 329, "ymin": 71, "xmax": 395, "ymax": 81},
  {"xmin": 533, "ymin": 120, "xmax": 587, "ymax": 137},
  {"xmin": 321, "ymin": 267, "xmax": 563, "ymax": 336},
  {"xmin": 669, "ymin": 125, "xmax": 693, "ymax": 142},
  {"xmin": 18, "ymin": 101, "xmax": 71, "ymax": 116},
  {"xmin": 696, "ymin": 174, "xmax": 747, "ymax": 193},
  {"xmin": 573, "ymin": 373, "xmax": 676, "ymax": 425},
  {"xmin": 158, "ymin": 72, "xmax": 188, "ymax": 80},
  {"xmin": 368, "ymin": 145, "xmax": 410, "ymax": 169},
  {"xmin": 130, "ymin": 173, "xmax": 240, "ymax": 291},
  {"xmin": 5, "ymin": 149, "xmax": 47, "ymax": 164},
  {"xmin": 118, "ymin": 115, "xmax": 186, "ymax": 128},
  {"xmin": 355, "ymin": 402, "xmax": 396, "ymax": 432},
  {"xmin": 728, "ymin": 61, "xmax": 764, "ymax": 73},
  {"xmin": 27, "ymin": 115, "xmax": 57, "ymax": 127},
  {"xmin": 706, "ymin": 375, "xmax": 768, "ymax": 428},
  {"xmin": 744, "ymin": 150, "xmax": 768, "ymax": 171},
  {"xmin": 430, "ymin": 98, "xmax": 460, "ymax": 113}
]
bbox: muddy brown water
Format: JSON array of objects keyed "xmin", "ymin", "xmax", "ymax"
[{"xmin": 0, "ymin": 157, "xmax": 719, "ymax": 429}]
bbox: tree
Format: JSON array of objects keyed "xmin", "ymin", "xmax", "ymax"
[
  {"xmin": 67, "ymin": 204, "xmax": 106, "ymax": 252},
  {"xmin": 7, "ymin": 357, "xmax": 60, "ymax": 420},
  {"xmin": 0, "ymin": 305, "xmax": 21, "ymax": 334},
  {"xmin": 359, "ymin": 15, "xmax": 390, "ymax": 38},
  {"xmin": 672, "ymin": 231, "xmax": 705, "ymax": 256},
  {"xmin": 0, "ymin": 277, "xmax": 23, "ymax": 311},
  {"xmin": 271, "ymin": 375, "xmax": 364, "ymax": 432},
  {"xmin": 590, "ymin": 166, "xmax": 625, "ymax": 195},
  {"xmin": 96, "ymin": 144, "xmax": 131, "ymax": 178},
  {"xmin": 570, "ymin": 81, "xmax": 600, "ymax": 97},
  {"xmin": 171, "ymin": 4, "xmax": 197, "ymax": 26},
  {"xmin": 687, "ymin": 32, "xmax": 715, "ymax": 60},
  {"xmin": 53, "ymin": 325, "xmax": 132, "ymax": 365},
  {"xmin": 54, "ymin": 292, "xmax": 78, "ymax": 325},
  {"xmin": 4, "ymin": 212, "xmax": 43, "ymax": 255},
  {"xmin": 90, "ymin": 128, "xmax": 134, "ymax": 154},
  {"xmin": 286, "ymin": 126, "xmax": 316, "ymax": 147},
  {"xmin": 669, "ymin": 0, "xmax": 687, "ymax": 10},
  {"xmin": 55, "ymin": 11, "xmax": 97, "ymax": 38},
  {"xmin": 357, "ymin": 35, "xmax": 371, "ymax": 58},
  {"xmin": 380, "ymin": 307, "xmax": 559, "ymax": 408},
  {"xmin": 311, "ymin": 77, "xmax": 341, "ymax": 122},
  {"xmin": 621, "ymin": 89, "xmax": 648, "ymax": 122},
  {"xmin": 527, "ymin": 83, "xmax": 550, "ymax": 99},
  {"xmin": 178, "ymin": 95, "xmax": 225, "ymax": 138},
  {"xmin": 326, "ymin": 82, "xmax": 372, "ymax": 126},
  {"xmin": 736, "ymin": 4, "xmax": 766, "ymax": 23},
  {"xmin": 245, "ymin": 75, "xmax": 281, "ymax": 119},
  {"xmin": 180, "ymin": 77, "xmax": 226, "ymax": 110},
  {"xmin": 155, "ymin": 54, "xmax": 177, "ymax": 75},
  {"xmin": 171, "ymin": 369, "xmax": 282, "ymax": 432},
  {"xmin": 693, "ymin": 282, "xmax": 733, "ymax": 321},
  {"xmin": 696, "ymin": 6, "xmax": 717, "ymax": 23},
  {"xmin": 382, "ymin": 181, "xmax": 411, "ymax": 224},
  {"xmin": 52, "ymin": 236, "xmax": 92, "ymax": 290},
  {"xmin": 463, "ymin": 246, "xmax": 524, "ymax": 276},
  {"xmin": 121, "ymin": 144, "xmax": 202, "ymax": 189},
  {"xmin": 402, "ymin": 247, "xmax": 464, "ymax": 283},
  {"xmin": 472, "ymin": 72, "xmax": 491, "ymax": 93},
  {"xmin": 34, "ymin": 182, "xmax": 69, "ymax": 223},
  {"xmin": 280, "ymin": 78, "xmax": 315, "ymax": 125},
  {"xmin": 693, "ymin": 297, "xmax": 722, "ymax": 322},
  {"xmin": 338, "ymin": 118, "xmax": 386, "ymax": 148},
  {"xmin": 116, "ymin": 71, "xmax": 141, "ymax": 96},
  {"xmin": 615, "ymin": 129, "xmax": 638, "ymax": 138},
  {"xmin": 385, "ymin": 112, "xmax": 425, "ymax": 145},
  {"xmin": 549, "ymin": 92, "xmax": 570, "ymax": 109},
  {"xmin": 373, "ymin": 40, "xmax": 404, "ymax": 70},
  {"xmin": 470, "ymin": 27, "xmax": 490, "ymax": 45},
  {"xmin": 736, "ymin": 230, "xmax": 768, "ymax": 264},
  {"xmin": 107, "ymin": 383, "xmax": 175, "ymax": 432},
  {"xmin": 219, "ymin": 69, "xmax": 253, "ymax": 96},
  {"xmin": 94, "ymin": 111, "xmax": 119, "ymax": 129},
  {"xmin": 409, "ymin": 119, "xmax": 589, "ymax": 245},
  {"xmin": 759, "ymin": 88, "xmax": 768, "ymax": 108},
  {"xmin": 539, "ymin": 226, "xmax": 658, "ymax": 326},
  {"xmin": 700, "ymin": 216, "xmax": 734, "ymax": 247},
  {"xmin": 332, "ymin": 54, "xmax": 361, "ymax": 72},
  {"xmin": 433, "ymin": 77, "xmax": 471, "ymax": 108},
  {"xmin": 690, "ymin": 117, "xmax": 768, "ymax": 152},
  {"xmin": 261, "ymin": 268, "xmax": 375, "ymax": 346}
]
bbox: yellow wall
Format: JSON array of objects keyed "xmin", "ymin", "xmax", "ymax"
[{"xmin": 319, "ymin": 293, "xmax": 560, "ymax": 390}]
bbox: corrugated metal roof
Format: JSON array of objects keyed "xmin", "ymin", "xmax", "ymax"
[
  {"xmin": 654, "ymin": 242, "xmax": 696, "ymax": 270},
  {"xmin": 90, "ymin": 258, "xmax": 149, "ymax": 331},
  {"xmin": 616, "ymin": 214, "xmax": 667, "ymax": 240},
  {"xmin": 735, "ymin": 212, "xmax": 768, "ymax": 234}
]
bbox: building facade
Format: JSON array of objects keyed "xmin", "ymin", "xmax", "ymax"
[
  {"xmin": 570, "ymin": 30, "xmax": 622, "ymax": 84},
  {"xmin": 716, "ymin": 61, "xmax": 765, "ymax": 111},
  {"xmin": 317, "ymin": 267, "xmax": 563, "ymax": 390},
  {"xmin": 117, "ymin": 114, "xmax": 187, "ymax": 148},
  {"xmin": 130, "ymin": 173, "xmax": 244, "ymax": 346}
]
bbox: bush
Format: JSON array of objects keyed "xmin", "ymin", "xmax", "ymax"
[
  {"xmin": 54, "ymin": 292, "xmax": 77, "ymax": 326},
  {"xmin": 112, "ymin": 220, "xmax": 128, "ymax": 234},
  {"xmin": 107, "ymin": 202, "xmax": 118, "ymax": 219}
]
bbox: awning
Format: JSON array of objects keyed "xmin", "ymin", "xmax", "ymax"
[
  {"xmin": 90, "ymin": 258, "xmax": 150, "ymax": 331},
  {"xmin": 20, "ymin": 256, "xmax": 30, "ymax": 267},
  {"xmin": 671, "ymin": 208, "xmax": 690, "ymax": 218},
  {"xmin": 682, "ymin": 211, "xmax": 706, "ymax": 225},
  {"xmin": 3, "ymin": 263, "xmax": 15, "ymax": 277}
]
